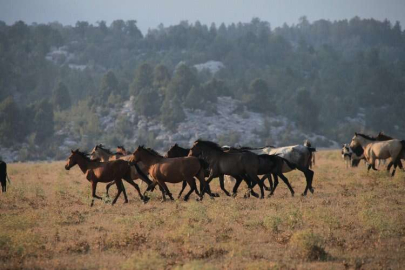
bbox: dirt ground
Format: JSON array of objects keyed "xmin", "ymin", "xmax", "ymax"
[{"xmin": 0, "ymin": 150, "xmax": 404, "ymax": 269}]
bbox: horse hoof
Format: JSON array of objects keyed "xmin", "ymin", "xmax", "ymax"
[
  {"xmin": 310, "ymin": 188, "xmax": 314, "ymax": 194},
  {"xmin": 184, "ymin": 197, "xmax": 189, "ymax": 202},
  {"xmin": 124, "ymin": 200, "xmax": 129, "ymax": 204},
  {"xmin": 214, "ymin": 193, "xmax": 220, "ymax": 197},
  {"xmin": 232, "ymin": 193, "xmax": 237, "ymax": 198},
  {"xmin": 301, "ymin": 193, "xmax": 307, "ymax": 197},
  {"xmin": 251, "ymin": 192, "xmax": 259, "ymax": 198}
]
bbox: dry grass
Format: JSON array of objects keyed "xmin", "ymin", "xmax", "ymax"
[{"xmin": 0, "ymin": 150, "xmax": 405, "ymax": 269}]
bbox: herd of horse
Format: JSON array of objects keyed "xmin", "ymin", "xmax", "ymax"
[
  {"xmin": 64, "ymin": 140, "xmax": 316, "ymax": 206},
  {"xmin": 1, "ymin": 131, "xmax": 402, "ymax": 206},
  {"xmin": 342, "ymin": 132, "xmax": 405, "ymax": 176}
]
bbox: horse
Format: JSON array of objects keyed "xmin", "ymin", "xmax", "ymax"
[
  {"xmin": 90, "ymin": 144, "xmax": 150, "ymax": 196},
  {"xmin": 0, "ymin": 161, "xmax": 10, "ymax": 193},
  {"xmin": 129, "ymin": 146, "xmax": 208, "ymax": 201},
  {"xmin": 188, "ymin": 140, "xmax": 266, "ymax": 199},
  {"xmin": 65, "ymin": 149, "xmax": 149, "ymax": 206},
  {"xmin": 165, "ymin": 143, "xmax": 227, "ymax": 197},
  {"xmin": 304, "ymin": 140, "xmax": 316, "ymax": 168},
  {"xmin": 375, "ymin": 132, "xmax": 403, "ymax": 169},
  {"xmin": 116, "ymin": 146, "xmax": 129, "ymax": 156},
  {"xmin": 341, "ymin": 144, "xmax": 353, "ymax": 168},
  {"xmin": 90, "ymin": 144, "xmax": 130, "ymax": 161},
  {"xmin": 350, "ymin": 133, "xmax": 405, "ymax": 176},
  {"xmin": 259, "ymin": 144, "xmax": 316, "ymax": 196},
  {"xmin": 229, "ymin": 150, "xmax": 297, "ymax": 197}
]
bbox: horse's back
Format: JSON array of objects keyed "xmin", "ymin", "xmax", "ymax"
[
  {"xmin": 152, "ymin": 156, "xmax": 201, "ymax": 182},
  {"xmin": 368, "ymin": 139, "xmax": 403, "ymax": 159}
]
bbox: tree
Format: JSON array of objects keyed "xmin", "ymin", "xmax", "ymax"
[
  {"xmin": 130, "ymin": 63, "xmax": 153, "ymax": 96},
  {"xmin": 153, "ymin": 64, "xmax": 171, "ymax": 93},
  {"xmin": 0, "ymin": 97, "xmax": 23, "ymax": 144},
  {"xmin": 99, "ymin": 71, "xmax": 119, "ymax": 102},
  {"xmin": 160, "ymin": 95, "xmax": 185, "ymax": 130},
  {"xmin": 167, "ymin": 64, "xmax": 198, "ymax": 101},
  {"xmin": 244, "ymin": 78, "xmax": 273, "ymax": 112},
  {"xmin": 184, "ymin": 86, "xmax": 203, "ymax": 109},
  {"xmin": 52, "ymin": 82, "xmax": 71, "ymax": 111},
  {"xmin": 133, "ymin": 88, "xmax": 161, "ymax": 117},
  {"xmin": 294, "ymin": 88, "xmax": 319, "ymax": 131},
  {"xmin": 28, "ymin": 99, "xmax": 54, "ymax": 144}
]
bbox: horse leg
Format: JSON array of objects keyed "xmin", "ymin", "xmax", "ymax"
[
  {"xmin": 219, "ymin": 175, "xmax": 231, "ymax": 196},
  {"xmin": 261, "ymin": 175, "xmax": 271, "ymax": 191},
  {"xmin": 195, "ymin": 169, "xmax": 210, "ymax": 200},
  {"xmin": 120, "ymin": 181, "xmax": 129, "ymax": 203},
  {"xmin": 244, "ymin": 174, "xmax": 260, "ymax": 198},
  {"xmin": 231, "ymin": 176, "xmax": 244, "ymax": 197},
  {"xmin": 269, "ymin": 174, "xmax": 279, "ymax": 196},
  {"xmin": 105, "ymin": 181, "xmax": 115, "ymax": 198},
  {"xmin": 184, "ymin": 178, "xmax": 197, "ymax": 201},
  {"xmin": 91, "ymin": 181, "xmax": 103, "ymax": 207},
  {"xmin": 160, "ymin": 182, "xmax": 174, "ymax": 200},
  {"xmin": 123, "ymin": 176, "xmax": 147, "ymax": 202},
  {"xmin": 302, "ymin": 169, "xmax": 314, "ymax": 196},
  {"xmin": 112, "ymin": 180, "xmax": 124, "ymax": 205},
  {"xmin": 178, "ymin": 181, "xmax": 187, "ymax": 199},
  {"xmin": 247, "ymin": 173, "xmax": 264, "ymax": 199},
  {"xmin": 278, "ymin": 173, "xmax": 295, "ymax": 197}
]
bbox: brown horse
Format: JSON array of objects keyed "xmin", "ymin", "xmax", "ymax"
[
  {"xmin": 116, "ymin": 146, "xmax": 129, "ymax": 156},
  {"xmin": 188, "ymin": 140, "xmax": 266, "ymax": 199},
  {"xmin": 165, "ymin": 144, "xmax": 222, "ymax": 198},
  {"xmin": 90, "ymin": 144, "xmax": 151, "ymax": 196},
  {"xmin": 65, "ymin": 149, "xmax": 149, "ymax": 206},
  {"xmin": 129, "ymin": 146, "xmax": 208, "ymax": 201}
]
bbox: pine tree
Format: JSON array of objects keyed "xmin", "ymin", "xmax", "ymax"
[{"xmin": 52, "ymin": 82, "xmax": 71, "ymax": 111}]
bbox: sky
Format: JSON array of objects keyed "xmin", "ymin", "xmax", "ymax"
[{"xmin": 0, "ymin": 0, "xmax": 404, "ymax": 34}]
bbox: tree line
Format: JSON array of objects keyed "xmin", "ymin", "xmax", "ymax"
[{"xmin": 0, "ymin": 17, "xmax": 404, "ymax": 159}]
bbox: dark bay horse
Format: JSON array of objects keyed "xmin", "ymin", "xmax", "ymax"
[
  {"xmin": 65, "ymin": 150, "xmax": 149, "ymax": 206},
  {"xmin": 188, "ymin": 140, "xmax": 266, "ymax": 199},
  {"xmin": 165, "ymin": 143, "xmax": 224, "ymax": 198},
  {"xmin": 90, "ymin": 144, "xmax": 152, "ymax": 196},
  {"xmin": 129, "ymin": 146, "xmax": 208, "ymax": 201},
  {"xmin": 229, "ymin": 150, "xmax": 297, "ymax": 197}
]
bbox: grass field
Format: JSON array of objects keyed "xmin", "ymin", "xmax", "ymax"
[{"xmin": 0, "ymin": 150, "xmax": 404, "ymax": 269}]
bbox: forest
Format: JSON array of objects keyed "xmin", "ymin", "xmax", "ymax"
[{"xmin": 0, "ymin": 17, "xmax": 404, "ymax": 160}]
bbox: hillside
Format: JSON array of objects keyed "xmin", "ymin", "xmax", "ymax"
[{"xmin": 0, "ymin": 17, "xmax": 404, "ymax": 161}]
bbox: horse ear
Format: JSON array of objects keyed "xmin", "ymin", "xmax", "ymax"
[
  {"xmin": 71, "ymin": 149, "xmax": 74, "ymax": 153},
  {"xmin": 355, "ymin": 132, "xmax": 358, "ymax": 136},
  {"xmin": 74, "ymin": 149, "xmax": 79, "ymax": 153}
]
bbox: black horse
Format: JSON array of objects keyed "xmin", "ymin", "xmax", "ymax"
[
  {"xmin": 1, "ymin": 160, "xmax": 10, "ymax": 193},
  {"xmin": 188, "ymin": 140, "xmax": 266, "ymax": 199}
]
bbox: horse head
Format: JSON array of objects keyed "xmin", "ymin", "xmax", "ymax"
[{"xmin": 65, "ymin": 149, "xmax": 80, "ymax": 170}]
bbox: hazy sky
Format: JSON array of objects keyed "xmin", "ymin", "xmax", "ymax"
[{"xmin": 1, "ymin": 0, "xmax": 404, "ymax": 34}]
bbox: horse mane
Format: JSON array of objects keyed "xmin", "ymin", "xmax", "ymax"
[
  {"xmin": 97, "ymin": 144, "xmax": 114, "ymax": 154},
  {"xmin": 75, "ymin": 150, "xmax": 93, "ymax": 161},
  {"xmin": 139, "ymin": 146, "xmax": 163, "ymax": 157},
  {"xmin": 376, "ymin": 132, "xmax": 393, "ymax": 141},
  {"xmin": 356, "ymin": 133, "xmax": 376, "ymax": 141},
  {"xmin": 195, "ymin": 139, "xmax": 225, "ymax": 152}
]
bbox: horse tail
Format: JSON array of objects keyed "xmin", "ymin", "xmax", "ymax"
[{"xmin": 131, "ymin": 162, "xmax": 152, "ymax": 186}]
